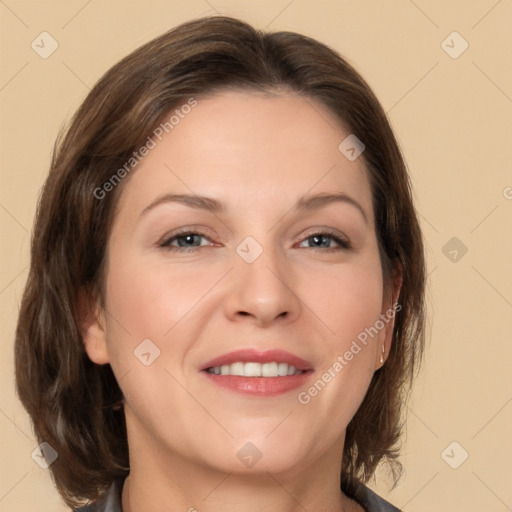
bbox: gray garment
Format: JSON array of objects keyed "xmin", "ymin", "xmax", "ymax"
[{"xmin": 74, "ymin": 477, "xmax": 400, "ymax": 512}]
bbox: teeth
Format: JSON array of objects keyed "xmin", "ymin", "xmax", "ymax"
[
  {"xmin": 244, "ymin": 362, "xmax": 261, "ymax": 377},
  {"xmin": 262, "ymin": 362, "xmax": 278, "ymax": 377},
  {"xmin": 207, "ymin": 362, "xmax": 304, "ymax": 377},
  {"xmin": 231, "ymin": 362, "xmax": 245, "ymax": 376},
  {"xmin": 278, "ymin": 362, "xmax": 289, "ymax": 376}
]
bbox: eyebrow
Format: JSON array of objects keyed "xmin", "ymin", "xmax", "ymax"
[{"xmin": 140, "ymin": 192, "xmax": 368, "ymax": 223}]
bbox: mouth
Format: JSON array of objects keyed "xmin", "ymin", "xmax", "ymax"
[{"xmin": 200, "ymin": 348, "xmax": 314, "ymax": 397}]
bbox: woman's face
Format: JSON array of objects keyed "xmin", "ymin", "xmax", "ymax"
[{"xmin": 85, "ymin": 90, "xmax": 397, "ymax": 477}]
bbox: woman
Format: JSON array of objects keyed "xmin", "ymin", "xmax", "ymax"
[{"xmin": 15, "ymin": 15, "xmax": 425, "ymax": 512}]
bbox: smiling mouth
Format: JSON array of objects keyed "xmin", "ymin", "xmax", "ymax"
[
  {"xmin": 205, "ymin": 361, "xmax": 305, "ymax": 377},
  {"xmin": 200, "ymin": 348, "xmax": 313, "ymax": 396}
]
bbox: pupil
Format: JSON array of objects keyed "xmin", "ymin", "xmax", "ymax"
[
  {"xmin": 179, "ymin": 234, "xmax": 198, "ymax": 247},
  {"xmin": 312, "ymin": 235, "xmax": 327, "ymax": 247}
]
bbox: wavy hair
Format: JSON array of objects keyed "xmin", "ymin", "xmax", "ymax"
[{"xmin": 14, "ymin": 15, "xmax": 425, "ymax": 508}]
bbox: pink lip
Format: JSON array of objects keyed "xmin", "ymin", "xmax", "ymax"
[
  {"xmin": 203, "ymin": 372, "xmax": 311, "ymax": 396},
  {"xmin": 200, "ymin": 348, "xmax": 314, "ymax": 397},
  {"xmin": 200, "ymin": 348, "xmax": 313, "ymax": 371}
]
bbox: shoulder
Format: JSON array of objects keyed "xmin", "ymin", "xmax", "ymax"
[
  {"xmin": 73, "ymin": 478, "xmax": 124, "ymax": 512},
  {"xmin": 342, "ymin": 478, "xmax": 401, "ymax": 512}
]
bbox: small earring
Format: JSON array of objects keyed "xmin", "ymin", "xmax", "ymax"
[{"xmin": 380, "ymin": 345, "xmax": 385, "ymax": 364}]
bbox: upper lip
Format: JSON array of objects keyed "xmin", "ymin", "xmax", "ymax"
[{"xmin": 200, "ymin": 348, "xmax": 313, "ymax": 372}]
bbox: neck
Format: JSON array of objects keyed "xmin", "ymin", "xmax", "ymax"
[
  {"xmin": 121, "ymin": 417, "xmax": 362, "ymax": 512},
  {"xmin": 122, "ymin": 464, "xmax": 361, "ymax": 512}
]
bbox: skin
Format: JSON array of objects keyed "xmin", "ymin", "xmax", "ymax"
[{"xmin": 83, "ymin": 90, "xmax": 401, "ymax": 512}]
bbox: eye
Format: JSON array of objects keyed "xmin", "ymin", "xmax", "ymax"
[
  {"xmin": 159, "ymin": 229, "xmax": 351, "ymax": 253},
  {"xmin": 159, "ymin": 230, "xmax": 213, "ymax": 252},
  {"xmin": 297, "ymin": 231, "xmax": 351, "ymax": 252}
]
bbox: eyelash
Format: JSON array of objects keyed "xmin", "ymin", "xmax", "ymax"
[{"xmin": 159, "ymin": 229, "xmax": 351, "ymax": 253}]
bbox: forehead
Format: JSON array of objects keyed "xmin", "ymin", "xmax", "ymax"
[{"xmin": 115, "ymin": 90, "xmax": 373, "ymax": 221}]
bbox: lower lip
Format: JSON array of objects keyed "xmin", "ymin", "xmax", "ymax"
[{"xmin": 202, "ymin": 371, "xmax": 312, "ymax": 396}]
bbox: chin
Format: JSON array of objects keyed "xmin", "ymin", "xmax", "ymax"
[{"xmin": 194, "ymin": 433, "xmax": 318, "ymax": 476}]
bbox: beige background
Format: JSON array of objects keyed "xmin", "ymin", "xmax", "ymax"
[{"xmin": 1, "ymin": 1, "xmax": 511, "ymax": 510}]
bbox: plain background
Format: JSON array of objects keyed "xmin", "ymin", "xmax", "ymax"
[{"xmin": 1, "ymin": 1, "xmax": 511, "ymax": 510}]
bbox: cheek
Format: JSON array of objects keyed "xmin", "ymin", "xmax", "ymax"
[
  {"xmin": 103, "ymin": 252, "xmax": 224, "ymax": 341},
  {"xmin": 306, "ymin": 256, "xmax": 384, "ymax": 350},
  {"xmin": 100, "ymin": 253, "xmax": 227, "ymax": 406},
  {"xmin": 296, "ymin": 258, "xmax": 383, "ymax": 419},
  {"xmin": 100, "ymin": 257, "xmax": 196, "ymax": 445}
]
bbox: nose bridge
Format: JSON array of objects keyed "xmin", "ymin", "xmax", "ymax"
[{"xmin": 226, "ymin": 233, "xmax": 300, "ymax": 324}]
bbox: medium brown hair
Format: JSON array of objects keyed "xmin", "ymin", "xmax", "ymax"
[{"xmin": 15, "ymin": 15, "xmax": 425, "ymax": 507}]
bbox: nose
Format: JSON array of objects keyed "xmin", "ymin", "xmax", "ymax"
[{"xmin": 224, "ymin": 240, "xmax": 302, "ymax": 327}]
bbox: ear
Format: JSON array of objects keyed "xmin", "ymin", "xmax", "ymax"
[
  {"xmin": 77, "ymin": 288, "xmax": 110, "ymax": 365},
  {"xmin": 375, "ymin": 263, "xmax": 403, "ymax": 370}
]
